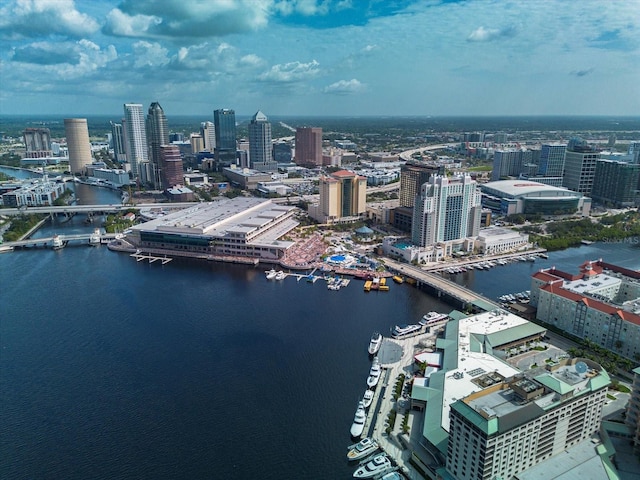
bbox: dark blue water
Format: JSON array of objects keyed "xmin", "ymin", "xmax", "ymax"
[
  {"xmin": 2, "ymin": 179, "xmax": 638, "ymax": 479},
  {"xmin": 1, "ymin": 219, "xmax": 449, "ymax": 480}
]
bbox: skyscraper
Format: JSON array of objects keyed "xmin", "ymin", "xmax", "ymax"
[
  {"xmin": 249, "ymin": 110, "xmax": 277, "ymax": 172},
  {"xmin": 123, "ymin": 103, "xmax": 148, "ymax": 178},
  {"xmin": 295, "ymin": 127, "xmax": 322, "ymax": 167},
  {"xmin": 536, "ymin": 143, "xmax": 566, "ymax": 179},
  {"xmin": 146, "ymin": 102, "xmax": 169, "ymax": 188},
  {"xmin": 160, "ymin": 145, "xmax": 183, "ymax": 188},
  {"xmin": 23, "ymin": 128, "xmax": 52, "ymax": 158},
  {"xmin": 491, "ymin": 149, "xmax": 529, "ymax": 181},
  {"xmin": 110, "ymin": 121, "xmax": 126, "ymax": 163},
  {"xmin": 412, "ymin": 174, "xmax": 482, "ymax": 249},
  {"xmin": 562, "ymin": 138, "xmax": 598, "ymax": 195},
  {"xmin": 591, "ymin": 159, "xmax": 640, "ymax": 207},
  {"xmin": 201, "ymin": 121, "xmax": 216, "ymax": 152},
  {"xmin": 399, "ymin": 161, "xmax": 445, "ymax": 208},
  {"xmin": 315, "ymin": 170, "xmax": 367, "ymax": 223},
  {"xmin": 64, "ymin": 118, "xmax": 92, "ymax": 175},
  {"xmin": 213, "ymin": 108, "xmax": 236, "ymax": 169}
]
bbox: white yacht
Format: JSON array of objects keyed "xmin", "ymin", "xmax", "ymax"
[
  {"xmin": 353, "ymin": 454, "xmax": 391, "ymax": 478},
  {"xmin": 368, "ymin": 332, "xmax": 382, "ymax": 355},
  {"xmin": 265, "ymin": 269, "xmax": 277, "ymax": 280},
  {"xmin": 350, "ymin": 401, "xmax": 367, "ymax": 438},
  {"xmin": 366, "ymin": 358, "xmax": 381, "ymax": 388},
  {"xmin": 419, "ymin": 311, "xmax": 448, "ymax": 326},
  {"xmin": 362, "ymin": 389, "xmax": 374, "ymax": 408},
  {"xmin": 347, "ymin": 437, "xmax": 379, "ymax": 461},
  {"xmin": 391, "ymin": 324, "xmax": 422, "ymax": 339},
  {"xmin": 274, "ymin": 270, "xmax": 286, "ymax": 281}
]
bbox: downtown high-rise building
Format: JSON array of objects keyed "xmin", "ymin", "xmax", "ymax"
[
  {"xmin": 123, "ymin": 103, "xmax": 148, "ymax": 178},
  {"xmin": 214, "ymin": 108, "xmax": 236, "ymax": 168},
  {"xmin": 110, "ymin": 121, "xmax": 126, "ymax": 163},
  {"xmin": 412, "ymin": 174, "xmax": 481, "ymax": 248},
  {"xmin": 23, "ymin": 128, "xmax": 52, "ymax": 158},
  {"xmin": 399, "ymin": 161, "xmax": 445, "ymax": 208},
  {"xmin": 294, "ymin": 127, "xmax": 322, "ymax": 167},
  {"xmin": 591, "ymin": 158, "xmax": 640, "ymax": 207},
  {"xmin": 160, "ymin": 145, "xmax": 183, "ymax": 188},
  {"xmin": 64, "ymin": 118, "xmax": 92, "ymax": 175},
  {"xmin": 248, "ymin": 110, "xmax": 277, "ymax": 172},
  {"xmin": 314, "ymin": 170, "xmax": 367, "ymax": 223},
  {"xmin": 562, "ymin": 138, "xmax": 598, "ymax": 195},
  {"xmin": 529, "ymin": 143, "xmax": 567, "ymax": 187},
  {"xmin": 146, "ymin": 102, "xmax": 169, "ymax": 188},
  {"xmin": 491, "ymin": 149, "xmax": 528, "ymax": 181},
  {"xmin": 201, "ymin": 121, "xmax": 216, "ymax": 152}
]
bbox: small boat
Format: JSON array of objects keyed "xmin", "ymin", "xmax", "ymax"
[
  {"xmin": 265, "ymin": 269, "xmax": 277, "ymax": 280},
  {"xmin": 0, "ymin": 245, "xmax": 14, "ymax": 254},
  {"xmin": 51, "ymin": 234, "xmax": 65, "ymax": 250},
  {"xmin": 274, "ymin": 270, "xmax": 286, "ymax": 281},
  {"xmin": 420, "ymin": 311, "xmax": 448, "ymax": 326},
  {"xmin": 367, "ymin": 358, "xmax": 381, "ymax": 388},
  {"xmin": 392, "ymin": 275, "xmax": 403, "ymax": 284},
  {"xmin": 89, "ymin": 228, "xmax": 101, "ymax": 246},
  {"xmin": 353, "ymin": 454, "xmax": 391, "ymax": 478},
  {"xmin": 362, "ymin": 389, "xmax": 374, "ymax": 408},
  {"xmin": 368, "ymin": 332, "xmax": 382, "ymax": 355},
  {"xmin": 379, "ymin": 471, "xmax": 402, "ymax": 480},
  {"xmin": 347, "ymin": 437, "xmax": 379, "ymax": 461},
  {"xmin": 350, "ymin": 401, "xmax": 367, "ymax": 438}
]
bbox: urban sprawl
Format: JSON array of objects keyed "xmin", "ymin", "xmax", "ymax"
[{"xmin": 1, "ymin": 108, "xmax": 640, "ymax": 480}]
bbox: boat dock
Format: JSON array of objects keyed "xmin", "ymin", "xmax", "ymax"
[{"xmin": 130, "ymin": 251, "xmax": 172, "ymax": 264}]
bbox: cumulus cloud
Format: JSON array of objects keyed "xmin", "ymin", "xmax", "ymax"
[
  {"xmin": 9, "ymin": 39, "xmax": 117, "ymax": 79},
  {"xmin": 323, "ymin": 78, "xmax": 364, "ymax": 94},
  {"xmin": 0, "ymin": 0, "xmax": 99, "ymax": 39},
  {"xmin": 274, "ymin": 0, "xmax": 332, "ymax": 16},
  {"xmin": 258, "ymin": 60, "xmax": 320, "ymax": 82},
  {"xmin": 132, "ymin": 41, "xmax": 170, "ymax": 68},
  {"xmin": 103, "ymin": 0, "xmax": 271, "ymax": 39},
  {"xmin": 467, "ymin": 25, "xmax": 516, "ymax": 42}
]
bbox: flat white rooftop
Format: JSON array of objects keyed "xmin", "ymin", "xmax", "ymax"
[
  {"xmin": 563, "ymin": 272, "xmax": 621, "ymax": 295},
  {"xmin": 440, "ymin": 311, "xmax": 524, "ymax": 431}
]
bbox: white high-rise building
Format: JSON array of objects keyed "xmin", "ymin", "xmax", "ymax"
[
  {"xmin": 123, "ymin": 103, "xmax": 148, "ymax": 177},
  {"xmin": 201, "ymin": 121, "xmax": 216, "ymax": 152},
  {"xmin": 249, "ymin": 110, "xmax": 277, "ymax": 172},
  {"xmin": 412, "ymin": 174, "xmax": 482, "ymax": 251}
]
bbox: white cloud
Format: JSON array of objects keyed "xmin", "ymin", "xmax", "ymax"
[
  {"xmin": 240, "ymin": 54, "xmax": 265, "ymax": 67},
  {"xmin": 323, "ymin": 78, "xmax": 364, "ymax": 94},
  {"xmin": 467, "ymin": 25, "xmax": 516, "ymax": 42},
  {"xmin": 132, "ymin": 41, "xmax": 170, "ymax": 68},
  {"xmin": 0, "ymin": 0, "xmax": 99, "ymax": 39},
  {"xmin": 103, "ymin": 0, "xmax": 271, "ymax": 38},
  {"xmin": 258, "ymin": 60, "xmax": 320, "ymax": 82}
]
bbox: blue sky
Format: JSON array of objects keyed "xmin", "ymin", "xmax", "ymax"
[{"xmin": 1, "ymin": 0, "xmax": 639, "ymax": 117}]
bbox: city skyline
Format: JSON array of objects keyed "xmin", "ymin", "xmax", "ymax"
[{"xmin": 1, "ymin": 0, "xmax": 639, "ymax": 117}]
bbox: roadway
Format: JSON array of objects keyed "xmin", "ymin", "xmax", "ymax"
[
  {"xmin": 382, "ymin": 257, "xmax": 498, "ymax": 308},
  {"xmin": 0, "ymin": 202, "xmax": 202, "ymax": 216}
]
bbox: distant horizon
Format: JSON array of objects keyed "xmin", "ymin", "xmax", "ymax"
[{"xmin": 1, "ymin": 1, "xmax": 638, "ymax": 117}]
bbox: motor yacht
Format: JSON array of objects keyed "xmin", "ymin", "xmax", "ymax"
[
  {"xmin": 362, "ymin": 389, "xmax": 374, "ymax": 408},
  {"xmin": 366, "ymin": 358, "xmax": 381, "ymax": 388},
  {"xmin": 391, "ymin": 324, "xmax": 422, "ymax": 339},
  {"xmin": 353, "ymin": 454, "xmax": 391, "ymax": 478},
  {"xmin": 350, "ymin": 401, "xmax": 367, "ymax": 438},
  {"xmin": 347, "ymin": 437, "xmax": 379, "ymax": 461},
  {"xmin": 368, "ymin": 332, "xmax": 382, "ymax": 355}
]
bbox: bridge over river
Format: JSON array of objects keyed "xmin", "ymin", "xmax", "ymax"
[
  {"xmin": 382, "ymin": 257, "xmax": 499, "ymax": 311},
  {"xmin": 0, "ymin": 202, "xmax": 200, "ymax": 216},
  {"xmin": 4, "ymin": 232, "xmax": 119, "ymax": 249}
]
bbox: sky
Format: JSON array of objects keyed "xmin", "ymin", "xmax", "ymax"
[{"xmin": 1, "ymin": 0, "xmax": 639, "ymax": 118}]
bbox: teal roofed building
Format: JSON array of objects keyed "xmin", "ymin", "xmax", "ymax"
[{"xmin": 407, "ymin": 309, "xmax": 614, "ymax": 480}]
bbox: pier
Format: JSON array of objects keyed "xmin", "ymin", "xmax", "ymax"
[{"xmin": 130, "ymin": 252, "xmax": 173, "ymax": 264}]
